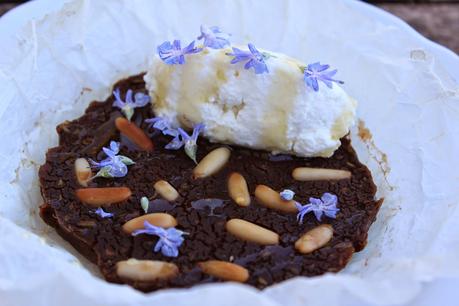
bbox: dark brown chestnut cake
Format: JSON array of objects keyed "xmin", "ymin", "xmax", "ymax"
[{"xmin": 39, "ymin": 74, "xmax": 382, "ymax": 292}]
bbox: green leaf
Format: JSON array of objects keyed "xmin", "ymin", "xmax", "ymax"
[
  {"xmin": 119, "ymin": 155, "xmax": 135, "ymax": 166},
  {"xmin": 122, "ymin": 106, "xmax": 134, "ymax": 121},
  {"xmin": 95, "ymin": 166, "xmax": 113, "ymax": 178},
  {"xmin": 184, "ymin": 141, "xmax": 197, "ymax": 164}
]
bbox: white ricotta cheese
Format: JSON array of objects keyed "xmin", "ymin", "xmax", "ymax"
[{"xmin": 144, "ymin": 47, "xmax": 356, "ymax": 157}]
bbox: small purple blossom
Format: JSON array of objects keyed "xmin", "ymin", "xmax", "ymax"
[
  {"xmin": 303, "ymin": 62, "xmax": 344, "ymax": 92},
  {"xmin": 113, "ymin": 88, "xmax": 150, "ymax": 121},
  {"xmin": 145, "ymin": 117, "xmax": 175, "ymax": 134},
  {"xmin": 132, "ymin": 221, "xmax": 186, "ymax": 257},
  {"xmin": 145, "ymin": 116, "xmax": 181, "ymax": 148},
  {"xmin": 227, "ymin": 43, "xmax": 268, "ymax": 74},
  {"xmin": 145, "ymin": 117, "xmax": 205, "ymax": 163},
  {"xmin": 94, "ymin": 207, "xmax": 113, "ymax": 218},
  {"xmin": 295, "ymin": 193, "xmax": 340, "ymax": 223},
  {"xmin": 197, "ymin": 25, "xmax": 230, "ymax": 49},
  {"xmin": 280, "ymin": 189, "xmax": 295, "ymax": 201},
  {"xmin": 90, "ymin": 141, "xmax": 134, "ymax": 179},
  {"xmin": 176, "ymin": 123, "xmax": 205, "ymax": 163},
  {"xmin": 157, "ymin": 40, "xmax": 202, "ymax": 65}
]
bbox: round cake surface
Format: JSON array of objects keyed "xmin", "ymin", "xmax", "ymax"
[{"xmin": 39, "ymin": 75, "xmax": 382, "ymax": 292}]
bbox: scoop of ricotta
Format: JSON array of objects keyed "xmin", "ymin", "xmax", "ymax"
[{"xmin": 144, "ymin": 47, "xmax": 356, "ymax": 157}]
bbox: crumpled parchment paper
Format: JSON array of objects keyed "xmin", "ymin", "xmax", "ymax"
[{"xmin": 0, "ymin": 0, "xmax": 459, "ymax": 305}]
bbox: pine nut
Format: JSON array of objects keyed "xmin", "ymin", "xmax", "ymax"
[
  {"xmin": 122, "ymin": 213, "xmax": 177, "ymax": 233},
  {"xmin": 295, "ymin": 224, "xmax": 334, "ymax": 254},
  {"xmin": 198, "ymin": 260, "xmax": 249, "ymax": 282},
  {"xmin": 254, "ymin": 185, "xmax": 297, "ymax": 213},
  {"xmin": 228, "ymin": 172, "xmax": 250, "ymax": 207},
  {"xmin": 292, "ymin": 167, "xmax": 351, "ymax": 181},
  {"xmin": 75, "ymin": 187, "xmax": 131, "ymax": 206},
  {"xmin": 226, "ymin": 218, "xmax": 279, "ymax": 245},
  {"xmin": 116, "ymin": 259, "xmax": 178, "ymax": 282},
  {"xmin": 74, "ymin": 158, "xmax": 92, "ymax": 186},
  {"xmin": 193, "ymin": 147, "xmax": 231, "ymax": 179},
  {"xmin": 154, "ymin": 180, "xmax": 179, "ymax": 201}
]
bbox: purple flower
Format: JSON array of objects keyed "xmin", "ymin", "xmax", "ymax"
[
  {"xmin": 227, "ymin": 43, "xmax": 268, "ymax": 74},
  {"xmin": 113, "ymin": 88, "xmax": 150, "ymax": 121},
  {"xmin": 295, "ymin": 193, "xmax": 339, "ymax": 223},
  {"xmin": 94, "ymin": 207, "xmax": 113, "ymax": 218},
  {"xmin": 145, "ymin": 117, "xmax": 205, "ymax": 163},
  {"xmin": 145, "ymin": 117, "xmax": 181, "ymax": 148},
  {"xmin": 175, "ymin": 123, "xmax": 205, "ymax": 163},
  {"xmin": 131, "ymin": 221, "xmax": 186, "ymax": 257},
  {"xmin": 157, "ymin": 40, "xmax": 202, "ymax": 65},
  {"xmin": 303, "ymin": 62, "xmax": 344, "ymax": 92},
  {"xmin": 90, "ymin": 141, "xmax": 135, "ymax": 179},
  {"xmin": 280, "ymin": 189, "xmax": 295, "ymax": 201},
  {"xmin": 197, "ymin": 25, "xmax": 230, "ymax": 49},
  {"xmin": 163, "ymin": 130, "xmax": 182, "ymax": 150},
  {"xmin": 145, "ymin": 117, "xmax": 175, "ymax": 134}
]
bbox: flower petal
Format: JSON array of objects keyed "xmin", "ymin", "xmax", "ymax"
[
  {"xmin": 133, "ymin": 92, "xmax": 150, "ymax": 107},
  {"xmin": 145, "ymin": 117, "xmax": 170, "ymax": 131},
  {"xmin": 191, "ymin": 123, "xmax": 205, "ymax": 141},
  {"xmin": 227, "ymin": 47, "xmax": 252, "ymax": 63},
  {"xmin": 182, "ymin": 40, "xmax": 202, "ymax": 55},
  {"xmin": 95, "ymin": 207, "xmax": 113, "ymax": 218},
  {"xmin": 177, "ymin": 127, "xmax": 191, "ymax": 141},
  {"xmin": 322, "ymin": 193, "xmax": 337, "ymax": 204},
  {"xmin": 172, "ymin": 39, "xmax": 181, "ymax": 50},
  {"xmin": 247, "ymin": 43, "xmax": 259, "ymax": 55},
  {"xmin": 165, "ymin": 135, "xmax": 185, "ymax": 150},
  {"xmin": 110, "ymin": 141, "xmax": 120, "ymax": 154},
  {"xmin": 313, "ymin": 209, "xmax": 323, "ymax": 221},
  {"xmin": 154, "ymin": 240, "xmax": 163, "ymax": 252},
  {"xmin": 125, "ymin": 89, "xmax": 133, "ymax": 105},
  {"xmin": 112, "ymin": 88, "xmax": 125, "ymax": 109}
]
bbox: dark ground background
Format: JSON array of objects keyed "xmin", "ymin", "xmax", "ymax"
[{"xmin": 0, "ymin": 0, "xmax": 458, "ymax": 54}]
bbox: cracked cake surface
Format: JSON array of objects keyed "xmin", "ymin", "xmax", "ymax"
[{"xmin": 39, "ymin": 74, "xmax": 382, "ymax": 292}]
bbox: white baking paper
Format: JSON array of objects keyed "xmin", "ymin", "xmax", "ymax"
[{"xmin": 0, "ymin": 0, "xmax": 458, "ymax": 305}]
